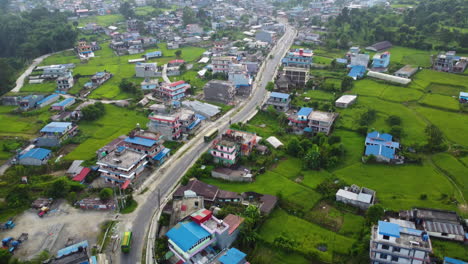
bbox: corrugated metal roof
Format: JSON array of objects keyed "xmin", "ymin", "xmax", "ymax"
[
  {"xmin": 270, "ymin": 92, "xmax": 290, "ymax": 99},
  {"xmin": 52, "ymin": 98, "xmax": 75, "ymax": 107},
  {"xmin": 124, "ymin": 136, "xmax": 157, "ymax": 147},
  {"xmin": 153, "ymin": 148, "xmax": 170, "ymax": 161},
  {"xmin": 40, "ymin": 122, "xmax": 72, "ymax": 133},
  {"xmin": 378, "ymin": 221, "xmax": 400, "ymax": 238},
  {"xmin": 444, "ymin": 257, "xmax": 468, "ymax": 264},
  {"xmin": 219, "ymin": 248, "xmax": 246, "ymax": 264},
  {"xmin": 425, "ymin": 221, "xmax": 465, "ymax": 236},
  {"xmin": 19, "ymin": 148, "xmax": 51, "ymax": 160},
  {"xmin": 166, "ymin": 221, "xmax": 211, "ymax": 252},
  {"xmin": 57, "ymin": 240, "xmax": 88, "ymax": 258},
  {"xmin": 297, "ymin": 107, "xmax": 313, "ymax": 117}
]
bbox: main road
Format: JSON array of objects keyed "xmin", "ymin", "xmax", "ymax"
[{"xmin": 117, "ymin": 23, "xmax": 297, "ymax": 264}]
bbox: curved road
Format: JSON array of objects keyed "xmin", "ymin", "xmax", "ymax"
[{"xmin": 117, "ymin": 24, "xmax": 296, "ymax": 264}]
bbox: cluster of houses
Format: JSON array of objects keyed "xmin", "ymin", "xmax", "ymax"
[
  {"xmin": 75, "ymin": 40, "xmax": 101, "ymax": 59},
  {"xmin": 109, "ymin": 30, "xmax": 158, "ymax": 56},
  {"xmin": 29, "ymin": 64, "xmax": 76, "ymax": 94},
  {"xmin": 2, "ymin": 93, "xmax": 77, "ymax": 112}
]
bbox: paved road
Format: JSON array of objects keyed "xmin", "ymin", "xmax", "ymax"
[{"xmin": 116, "ymin": 24, "xmax": 296, "ymax": 264}]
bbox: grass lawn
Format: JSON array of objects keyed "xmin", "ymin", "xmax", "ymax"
[
  {"xmin": 78, "ymin": 14, "xmax": 125, "ymax": 27},
  {"xmin": 250, "ymin": 241, "xmax": 311, "ymax": 264},
  {"xmin": 258, "ymin": 209, "xmax": 355, "ymax": 263},
  {"xmin": 0, "ymin": 106, "xmax": 51, "ymax": 138},
  {"xmin": 332, "ymin": 129, "xmax": 364, "ymax": 169},
  {"xmin": 426, "ymin": 83, "xmax": 466, "ymax": 96},
  {"xmin": 338, "ymin": 212, "xmax": 366, "ymax": 238},
  {"xmin": 431, "ymin": 239, "xmax": 468, "ymax": 261},
  {"xmin": 65, "ymin": 104, "xmax": 148, "ymax": 161},
  {"xmin": 21, "ymin": 81, "xmax": 57, "ymax": 93},
  {"xmin": 301, "ymin": 89, "xmax": 335, "ymax": 101},
  {"xmin": 353, "ymin": 78, "xmax": 423, "ymax": 102},
  {"xmin": 120, "ymin": 199, "xmax": 138, "ymax": 214},
  {"xmin": 333, "ymin": 162, "xmax": 461, "ymax": 211},
  {"xmin": 0, "ymin": 139, "xmax": 23, "ymax": 161},
  {"xmin": 313, "ymin": 56, "xmax": 332, "ymax": 65},
  {"xmin": 413, "ymin": 70, "xmax": 468, "ymax": 89},
  {"xmin": 419, "ymin": 94, "xmax": 460, "ymax": 111},
  {"xmin": 388, "ymin": 46, "xmax": 432, "ymax": 67},
  {"xmin": 414, "ymin": 106, "xmax": 468, "ymax": 146},
  {"xmin": 431, "ymin": 153, "xmax": 468, "ymax": 199},
  {"xmin": 171, "ymin": 70, "xmax": 208, "ymax": 94}
]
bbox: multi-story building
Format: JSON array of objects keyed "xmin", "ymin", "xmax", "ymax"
[
  {"xmin": 76, "ymin": 41, "xmax": 94, "ymax": 58},
  {"xmin": 283, "ymin": 67, "xmax": 309, "ymax": 88},
  {"xmin": 42, "ymin": 65, "xmax": 69, "ymax": 78},
  {"xmin": 123, "ymin": 130, "xmax": 170, "ymax": 165},
  {"xmin": 140, "ymin": 78, "xmax": 159, "ymax": 92},
  {"xmin": 282, "ymin": 48, "xmax": 313, "ymax": 68},
  {"xmin": 255, "ymin": 30, "xmax": 276, "ymax": 44},
  {"xmin": 56, "ymin": 72, "xmax": 74, "ymax": 91},
  {"xmin": 97, "ymin": 146, "xmax": 148, "ymax": 185},
  {"xmin": 204, "ymin": 80, "xmax": 236, "ymax": 104},
  {"xmin": 156, "ymin": 81, "xmax": 191, "ymax": 102},
  {"xmin": 36, "ymin": 122, "xmax": 78, "ymax": 147},
  {"xmin": 178, "ymin": 109, "xmax": 202, "ymax": 134},
  {"xmin": 460, "ymin": 92, "xmax": 468, "ymax": 104},
  {"xmin": 166, "ymin": 209, "xmax": 244, "ymax": 264},
  {"xmin": 228, "ymin": 64, "xmax": 252, "ymax": 96},
  {"xmin": 265, "ymin": 92, "xmax": 291, "ymax": 111},
  {"xmin": 372, "ymin": 52, "xmax": 391, "ymax": 70},
  {"xmin": 210, "ymin": 129, "xmax": 258, "ymax": 165},
  {"xmin": 90, "ymin": 71, "xmax": 112, "ymax": 88},
  {"xmin": 135, "ymin": 62, "xmax": 160, "ymax": 78},
  {"xmin": 308, "ymin": 110, "xmax": 338, "ymax": 135},
  {"xmin": 288, "ymin": 107, "xmax": 313, "ymax": 133},
  {"xmin": 212, "ymin": 56, "xmax": 236, "ymax": 74},
  {"xmin": 148, "ymin": 112, "xmax": 182, "ymax": 140},
  {"xmin": 370, "ymin": 220, "xmax": 432, "ymax": 264},
  {"xmin": 336, "ymin": 184, "xmax": 376, "ymax": 210},
  {"xmin": 433, "ymin": 51, "xmax": 468, "ymax": 73},
  {"xmin": 364, "ymin": 131, "xmax": 400, "ymax": 163}
]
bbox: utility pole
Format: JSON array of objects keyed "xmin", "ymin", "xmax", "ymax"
[{"xmin": 157, "ymin": 188, "xmax": 161, "ymax": 211}]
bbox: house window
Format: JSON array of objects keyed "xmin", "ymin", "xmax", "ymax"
[
  {"xmin": 381, "ymin": 244, "xmax": 389, "ymax": 250},
  {"xmin": 380, "ymin": 254, "xmax": 388, "ymax": 259},
  {"xmin": 391, "ymin": 256, "xmax": 398, "ymax": 262},
  {"xmin": 393, "ymin": 247, "xmax": 400, "ymax": 253},
  {"xmin": 383, "ymin": 235, "xmax": 390, "ymax": 240},
  {"xmin": 441, "ymin": 233, "xmax": 448, "ymax": 236}
]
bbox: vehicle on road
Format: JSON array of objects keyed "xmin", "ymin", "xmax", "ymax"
[
  {"xmin": 0, "ymin": 220, "xmax": 15, "ymax": 230},
  {"xmin": 204, "ymin": 128, "xmax": 219, "ymax": 142},
  {"xmin": 38, "ymin": 207, "xmax": 49, "ymax": 217},
  {"xmin": 121, "ymin": 231, "xmax": 132, "ymax": 253}
]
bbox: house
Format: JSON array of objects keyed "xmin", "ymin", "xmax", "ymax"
[
  {"xmin": 42, "ymin": 65, "xmax": 68, "ymax": 78},
  {"xmin": 76, "ymin": 41, "xmax": 94, "ymax": 58},
  {"xmin": 56, "ymin": 72, "xmax": 74, "ymax": 92},
  {"xmin": 288, "ymin": 107, "xmax": 313, "ymax": 133},
  {"xmin": 460, "ymin": 92, "xmax": 468, "ymax": 104},
  {"xmin": 96, "ymin": 146, "xmax": 148, "ymax": 187},
  {"xmin": 186, "ymin": 23, "xmax": 204, "ymax": 35},
  {"xmin": 182, "ymin": 100, "xmax": 221, "ymax": 120},
  {"xmin": 1, "ymin": 96, "xmax": 21, "ymax": 106},
  {"xmin": 275, "ymin": 74, "xmax": 290, "ymax": 92},
  {"xmin": 283, "ymin": 67, "xmax": 309, "ymax": 87},
  {"xmin": 18, "ymin": 148, "xmax": 52, "ymax": 166},
  {"xmin": 282, "ymin": 48, "xmax": 313, "ymax": 68},
  {"xmin": 348, "ymin": 65, "xmax": 366, "ymax": 80},
  {"xmin": 399, "ymin": 208, "xmax": 465, "ymax": 242},
  {"xmin": 140, "ymin": 78, "xmax": 159, "ymax": 92},
  {"xmin": 265, "ymin": 92, "xmax": 291, "ymax": 111},
  {"xmin": 365, "ymin": 131, "xmax": 401, "ymax": 162},
  {"xmin": 370, "ymin": 221, "xmax": 432, "ymax": 264},
  {"xmin": 178, "ymin": 109, "xmax": 202, "ymax": 134},
  {"xmin": 335, "ymin": 95, "xmax": 357, "ymax": 108},
  {"xmin": 229, "ymin": 64, "xmax": 252, "ymax": 96},
  {"xmin": 127, "ymin": 19, "xmax": 138, "ymax": 32},
  {"xmin": 66, "ymin": 160, "xmax": 84, "ymax": 177},
  {"xmin": 173, "ymin": 179, "xmax": 220, "ymax": 202},
  {"xmin": 210, "ymin": 129, "xmax": 258, "ymax": 165},
  {"xmin": 147, "ymin": 112, "xmax": 182, "ymax": 140},
  {"xmin": 135, "ymin": 62, "xmax": 160, "ymax": 78},
  {"xmin": 395, "ymin": 65, "xmax": 418, "ymax": 78},
  {"xmin": 90, "ymin": 71, "xmax": 112, "ymax": 87},
  {"xmin": 255, "ymin": 30, "xmax": 276, "ymax": 44},
  {"xmin": 212, "ymin": 56, "xmax": 236, "ymax": 74},
  {"xmin": 211, "ymin": 167, "xmax": 253, "ymax": 182},
  {"xmin": 156, "ymin": 81, "xmax": 191, "ymax": 102},
  {"xmin": 349, "ymin": 53, "xmax": 370, "ymax": 67},
  {"xmin": 36, "ymin": 94, "xmax": 60, "ymax": 108},
  {"xmin": 49, "ymin": 241, "xmax": 92, "ymax": 263},
  {"xmin": 372, "ymin": 52, "xmax": 391, "ymax": 70},
  {"xmin": 167, "ymin": 42, "xmax": 179, "ymax": 49},
  {"xmin": 72, "ymin": 167, "xmax": 91, "ymax": 183},
  {"xmin": 144, "ymin": 51, "xmax": 162, "ymax": 60},
  {"xmin": 123, "ymin": 130, "xmax": 170, "ymax": 165},
  {"xmin": 19, "ymin": 95, "xmax": 45, "ymax": 110},
  {"xmin": 37, "ymin": 122, "xmax": 78, "ymax": 147},
  {"xmin": 336, "ymin": 184, "xmax": 376, "ymax": 210},
  {"xmin": 51, "ymin": 98, "xmax": 75, "ymax": 111},
  {"xmin": 266, "ymin": 136, "xmax": 283, "ymax": 149},
  {"xmin": 433, "ymin": 51, "xmax": 468, "ymax": 73},
  {"xmin": 241, "ymin": 192, "xmax": 278, "ymax": 215},
  {"xmin": 204, "ymin": 80, "xmax": 236, "ymax": 104},
  {"xmin": 217, "ymin": 248, "xmax": 248, "ymax": 264},
  {"xmin": 444, "ymin": 257, "xmax": 467, "ymax": 264},
  {"xmin": 166, "ymin": 210, "xmax": 244, "ymax": 264},
  {"xmin": 308, "ymin": 110, "xmax": 338, "ymax": 135},
  {"xmin": 365, "ymin": 41, "xmax": 392, "ymax": 52},
  {"xmin": 128, "ymin": 40, "xmax": 144, "ymax": 55}
]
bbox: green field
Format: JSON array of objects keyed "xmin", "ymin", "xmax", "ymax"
[
  {"xmin": 419, "ymin": 94, "xmax": 460, "ymax": 111},
  {"xmin": 0, "ymin": 106, "xmax": 51, "ymax": 138},
  {"xmin": 78, "ymin": 14, "xmax": 125, "ymax": 27},
  {"xmin": 431, "ymin": 153, "xmax": 468, "ymax": 199},
  {"xmin": 65, "ymin": 104, "xmax": 148, "ymax": 160},
  {"xmin": 388, "ymin": 46, "xmax": 432, "ymax": 67},
  {"xmin": 426, "ymin": 83, "xmax": 466, "ymax": 96},
  {"xmin": 20, "ymin": 81, "xmax": 57, "ymax": 93}
]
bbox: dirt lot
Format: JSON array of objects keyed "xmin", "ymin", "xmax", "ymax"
[{"xmin": 2, "ymin": 200, "xmax": 114, "ymax": 260}]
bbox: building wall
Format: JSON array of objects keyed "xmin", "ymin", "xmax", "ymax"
[
  {"xmin": 215, "ymin": 229, "xmax": 240, "ymax": 250},
  {"xmin": 36, "ymin": 137, "xmax": 61, "ymax": 147},
  {"xmin": 211, "ymin": 170, "xmax": 253, "ymax": 182},
  {"xmin": 19, "ymin": 157, "xmax": 49, "ymax": 166}
]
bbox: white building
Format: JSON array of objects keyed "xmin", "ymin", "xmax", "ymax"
[
  {"xmin": 336, "ymin": 184, "xmax": 375, "ymax": 210},
  {"xmin": 335, "ymin": 95, "xmax": 357, "ymax": 108}
]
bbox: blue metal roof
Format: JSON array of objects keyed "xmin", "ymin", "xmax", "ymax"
[
  {"xmin": 444, "ymin": 257, "xmax": 468, "ymax": 264},
  {"xmin": 336, "ymin": 58, "xmax": 348, "ymax": 64},
  {"xmin": 124, "ymin": 136, "xmax": 157, "ymax": 147},
  {"xmin": 52, "ymin": 98, "xmax": 75, "ymax": 107},
  {"xmin": 187, "ymin": 118, "xmax": 201, "ymax": 130},
  {"xmin": 37, "ymin": 94, "xmax": 59, "ymax": 105},
  {"xmin": 378, "ymin": 221, "xmax": 400, "ymax": 238},
  {"xmin": 146, "ymin": 51, "xmax": 162, "ymax": 56},
  {"xmin": 166, "ymin": 221, "xmax": 211, "ymax": 252},
  {"xmin": 19, "ymin": 148, "xmax": 51, "ymax": 160},
  {"xmin": 40, "ymin": 122, "xmax": 72, "ymax": 133},
  {"xmin": 297, "ymin": 107, "xmax": 313, "ymax": 117},
  {"xmin": 304, "ymin": 127, "xmax": 313, "ymax": 132},
  {"xmin": 270, "ymin": 92, "xmax": 290, "ymax": 99},
  {"xmin": 195, "ymin": 114, "xmax": 207, "ymax": 121},
  {"xmin": 365, "ymin": 144, "xmax": 395, "ymax": 159},
  {"xmin": 57, "ymin": 240, "xmax": 88, "ymax": 258},
  {"xmin": 219, "ymin": 248, "xmax": 246, "ymax": 264},
  {"xmin": 153, "ymin": 148, "xmax": 170, "ymax": 161},
  {"xmin": 348, "ymin": 65, "xmax": 366, "ymax": 79}
]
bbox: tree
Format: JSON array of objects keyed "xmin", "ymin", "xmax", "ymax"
[
  {"xmin": 47, "ymin": 179, "xmax": 70, "ymax": 198},
  {"xmin": 366, "ymin": 204, "xmax": 385, "ymax": 225},
  {"xmin": 266, "ymin": 81, "xmax": 274, "ymax": 91},
  {"xmin": 425, "ymin": 124, "xmax": 443, "ymax": 147},
  {"xmin": 119, "ymin": 78, "xmax": 137, "ymax": 93},
  {"xmin": 390, "ymin": 126, "xmax": 403, "ymax": 138},
  {"xmin": 81, "ymin": 102, "xmax": 105, "ymax": 121},
  {"xmin": 175, "ymin": 50, "xmax": 182, "ymax": 58},
  {"xmin": 99, "ymin": 188, "xmax": 113, "ymax": 201},
  {"xmin": 182, "ymin": 6, "xmax": 197, "ymax": 25},
  {"xmin": 6, "ymin": 185, "xmax": 31, "ymax": 207},
  {"xmin": 119, "ymin": 2, "xmax": 135, "ymax": 18},
  {"xmin": 286, "ymin": 138, "xmax": 303, "ymax": 157},
  {"xmin": 0, "ymin": 248, "xmax": 12, "ymax": 264},
  {"xmin": 304, "ymin": 144, "xmax": 321, "ymax": 170},
  {"xmin": 386, "ymin": 115, "xmax": 402, "ymax": 126},
  {"xmin": 341, "ymin": 76, "xmax": 354, "ymax": 92}
]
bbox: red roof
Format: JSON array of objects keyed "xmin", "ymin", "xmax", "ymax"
[
  {"xmin": 121, "ymin": 180, "xmax": 131, "ymax": 190},
  {"xmin": 72, "ymin": 168, "xmax": 91, "ymax": 182},
  {"xmin": 223, "ymin": 214, "xmax": 245, "ymax": 235},
  {"xmin": 169, "ymin": 59, "xmax": 185, "ymax": 64},
  {"xmin": 169, "ymin": 80, "xmax": 186, "ymax": 87}
]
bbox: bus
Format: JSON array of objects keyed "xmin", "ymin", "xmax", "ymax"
[
  {"xmin": 204, "ymin": 128, "xmax": 219, "ymax": 142},
  {"xmin": 121, "ymin": 231, "xmax": 132, "ymax": 253}
]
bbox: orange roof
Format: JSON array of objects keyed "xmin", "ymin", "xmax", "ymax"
[
  {"xmin": 223, "ymin": 214, "xmax": 245, "ymax": 235},
  {"xmin": 121, "ymin": 180, "xmax": 131, "ymax": 190},
  {"xmin": 72, "ymin": 167, "xmax": 91, "ymax": 182}
]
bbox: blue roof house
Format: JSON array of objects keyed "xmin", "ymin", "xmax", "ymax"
[
  {"xmin": 166, "ymin": 221, "xmax": 213, "ymax": 262},
  {"xmin": 288, "ymin": 107, "xmax": 313, "ymax": 133},
  {"xmin": 444, "ymin": 257, "xmax": 468, "ymax": 264},
  {"xmin": 459, "ymin": 92, "xmax": 468, "ymax": 104},
  {"xmin": 51, "ymin": 97, "xmax": 75, "ymax": 111},
  {"xmin": 348, "ymin": 65, "xmax": 366, "ymax": 80},
  {"xmin": 18, "ymin": 148, "xmax": 52, "ymax": 166},
  {"xmin": 144, "ymin": 51, "xmax": 162, "ymax": 60},
  {"xmin": 37, "ymin": 122, "xmax": 78, "ymax": 147},
  {"xmin": 266, "ymin": 92, "xmax": 291, "ymax": 111},
  {"xmin": 372, "ymin": 52, "xmax": 391, "ymax": 70},
  {"xmin": 365, "ymin": 131, "xmax": 400, "ymax": 162},
  {"xmin": 36, "ymin": 94, "xmax": 60, "ymax": 108},
  {"xmin": 219, "ymin": 248, "xmax": 248, "ymax": 264}
]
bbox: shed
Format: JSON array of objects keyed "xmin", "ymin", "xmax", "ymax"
[
  {"xmin": 18, "ymin": 148, "xmax": 51, "ymax": 166},
  {"xmin": 335, "ymin": 95, "xmax": 357, "ymax": 108},
  {"xmin": 266, "ymin": 136, "xmax": 283, "ymax": 149}
]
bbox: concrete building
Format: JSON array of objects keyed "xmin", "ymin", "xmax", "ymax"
[
  {"xmin": 350, "ymin": 54, "xmax": 370, "ymax": 67},
  {"xmin": 265, "ymin": 92, "xmax": 291, "ymax": 111},
  {"xmin": 210, "ymin": 129, "xmax": 258, "ymax": 165},
  {"xmin": 19, "ymin": 95, "xmax": 45, "ymax": 110},
  {"xmin": 96, "ymin": 146, "xmax": 148, "ymax": 186},
  {"xmin": 255, "ymin": 30, "xmax": 276, "ymax": 44},
  {"xmin": 204, "ymin": 80, "xmax": 236, "ymax": 104},
  {"xmin": 370, "ymin": 220, "xmax": 432, "ymax": 264},
  {"xmin": 365, "ymin": 131, "xmax": 400, "ymax": 163},
  {"xmin": 460, "ymin": 92, "xmax": 468, "ymax": 104},
  {"xmin": 372, "ymin": 52, "xmax": 391, "ymax": 71},
  {"xmin": 395, "ymin": 65, "xmax": 418, "ymax": 79},
  {"xmin": 282, "ymin": 48, "xmax": 313, "ymax": 68},
  {"xmin": 283, "ymin": 67, "xmax": 309, "ymax": 88},
  {"xmin": 156, "ymin": 81, "xmax": 191, "ymax": 102},
  {"xmin": 90, "ymin": 71, "xmax": 112, "ymax": 88},
  {"xmin": 433, "ymin": 51, "xmax": 468, "ymax": 73},
  {"xmin": 17, "ymin": 148, "xmax": 52, "ymax": 166},
  {"xmin": 140, "ymin": 78, "xmax": 159, "ymax": 92},
  {"xmin": 148, "ymin": 112, "xmax": 182, "ymax": 140},
  {"xmin": 135, "ymin": 62, "xmax": 160, "ymax": 78},
  {"xmin": 335, "ymin": 95, "xmax": 357, "ymax": 108},
  {"xmin": 212, "ymin": 56, "xmax": 235, "ymax": 74},
  {"xmin": 36, "ymin": 122, "xmax": 78, "ymax": 147},
  {"xmin": 56, "ymin": 72, "xmax": 74, "ymax": 91},
  {"xmin": 308, "ymin": 110, "xmax": 338, "ymax": 135},
  {"xmin": 123, "ymin": 130, "xmax": 170, "ymax": 165},
  {"xmin": 336, "ymin": 184, "xmax": 376, "ymax": 210},
  {"xmin": 42, "ymin": 65, "xmax": 69, "ymax": 78}
]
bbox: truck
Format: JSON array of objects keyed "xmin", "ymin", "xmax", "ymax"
[
  {"xmin": 9, "ymin": 233, "xmax": 28, "ymax": 254},
  {"xmin": 0, "ymin": 220, "xmax": 15, "ymax": 230}
]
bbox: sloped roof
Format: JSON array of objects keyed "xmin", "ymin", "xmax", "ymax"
[
  {"xmin": 124, "ymin": 136, "xmax": 158, "ymax": 147},
  {"xmin": 40, "ymin": 122, "xmax": 72, "ymax": 133},
  {"xmin": 166, "ymin": 221, "xmax": 211, "ymax": 252},
  {"xmin": 19, "ymin": 148, "xmax": 51, "ymax": 160},
  {"xmin": 219, "ymin": 248, "xmax": 246, "ymax": 264}
]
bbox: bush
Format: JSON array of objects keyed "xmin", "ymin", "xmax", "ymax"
[
  {"xmin": 420, "ymin": 194, "xmax": 428, "ymax": 200},
  {"xmin": 47, "ymin": 179, "xmax": 70, "ymax": 199},
  {"xmin": 99, "ymin": 188, "xmax": 113, "ymax": 201},
  {"xmin": 386, "ymin": 115, "xmax": 402, "ymax": 126}
]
